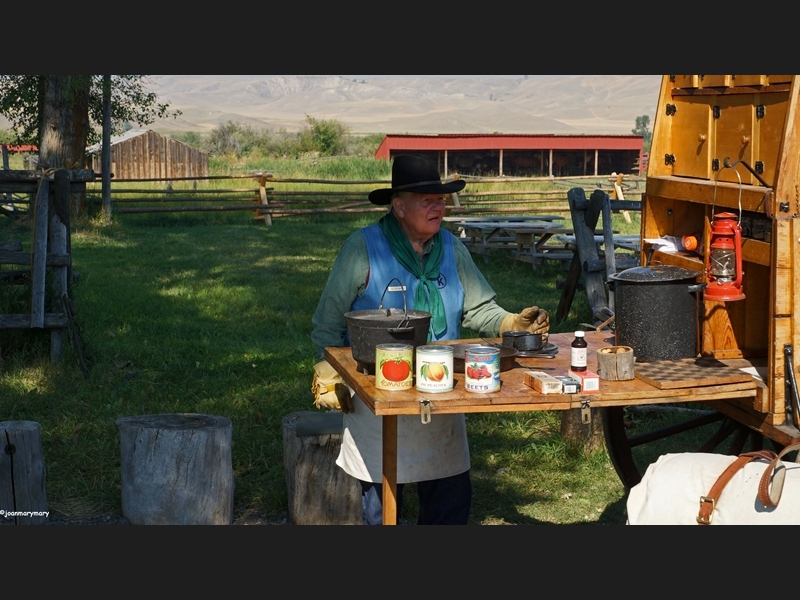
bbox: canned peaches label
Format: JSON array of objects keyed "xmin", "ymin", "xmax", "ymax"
[
  {"xmin": 375, "ymin": 344, "xmax": 413, "ymax": 391},
  {"xmin": 416, "ymin": 345, "xmax": 454, "ymax": 392}
]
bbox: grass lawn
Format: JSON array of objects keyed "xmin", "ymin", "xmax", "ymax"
[{"xmin": 0, "ymin": 187, "xmax": 640, "ymax": 525}]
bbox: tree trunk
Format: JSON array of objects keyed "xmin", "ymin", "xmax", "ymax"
[{"xmin": 38, "ymin": 75, "xmax": 91, "ymax": 214}]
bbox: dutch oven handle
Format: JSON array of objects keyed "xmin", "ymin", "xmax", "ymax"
[
  {"xmin": 688, "ymin": 282, "xmax": 707, "ymax": 294},
  {"xmin": 379, "ymin": 277, "xmax": 415, "ymax": 333}
]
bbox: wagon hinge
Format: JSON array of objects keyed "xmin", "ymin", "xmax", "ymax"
[
  {"xmin": 783, "ymin": 344, "xmax": 800, "ymax": 430},
  {"xmin": 580, "ymin": 399, "xmax": 592, "ymax": 424},
  {"xmin": 419, "ymin": 399, "xmax": 432, "ymax": 424}
]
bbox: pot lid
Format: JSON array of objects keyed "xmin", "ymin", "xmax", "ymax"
[
  {"xmin": 609, "ymin": 264, "xmax": 701, "ymax": 283},
  {"xmin": 345, "ymin": 308, "xmax": 431, "ymax": 322}
]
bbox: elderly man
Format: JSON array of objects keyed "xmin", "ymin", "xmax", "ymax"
[{"xmin": 311, "ymin": 154, "xmax": 549, "ymax": 525}]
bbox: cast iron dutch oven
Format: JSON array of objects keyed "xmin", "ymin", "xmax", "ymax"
[
  {"xmin": 607, "ymin": 265, "xmax": 706, "ymax": 363},
  {"xmin": 344, "ymin": 278, "xmax": 431, "ymax": 367}
]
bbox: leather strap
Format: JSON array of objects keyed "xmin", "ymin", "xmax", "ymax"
[
  {"xmin": 697, "ymin": 450, "xmax": 776, "ymax": 525},
  {"xmin": 757, "ymin": 442, "xmax": 800, "ymax": 507}
]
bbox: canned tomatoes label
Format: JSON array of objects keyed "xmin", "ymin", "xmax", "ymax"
[
  {"xmin": 416, "ymin": 345, "xmax": 454, "ymax": 393},
  {"xmin": 375, "ymin": 343, "xmax": 413, "ymax": 391},
  {"xmin": 464, "ymin": 346, "xmax": 501, "ymax": 393}
]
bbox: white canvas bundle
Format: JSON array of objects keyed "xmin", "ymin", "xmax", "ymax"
[{"xmin": 627, "ymin": 451, "xmax": 800, "ymax": 525}]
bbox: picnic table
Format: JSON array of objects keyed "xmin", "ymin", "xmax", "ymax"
[
  {"xmin": 324, "ymin": 331, "xmax": 759, "ymax": 525},
  {"xmin": 447, "ymin": 216, "xmax": 566, "ymax": 263}
]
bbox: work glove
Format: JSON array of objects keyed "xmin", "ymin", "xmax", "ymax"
[
  {"xmin": 311, "ymin": 360, "xmax": 353, "ymax": 413},
  {"xmin": 499, "ymin": 306, "xmax": 550, "ymax": 336}
]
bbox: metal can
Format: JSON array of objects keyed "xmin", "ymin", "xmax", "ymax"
[
  {"xmin": 464, "ymin": 346, "xmax": 501, "ymax": 393},
  {"xmin": 416, "ymin": 345, "xmax": 454, "ymax": 393},
  {"xmin": 375, "ymin": 343, "xmax": 414, "ymax": 391}
]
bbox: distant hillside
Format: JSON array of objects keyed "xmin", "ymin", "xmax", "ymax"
[
  {"xmin": 0, "ymin": 75, "xmax": 663, "ymax": 139},
  {"xmin": 142, "ymin": 74, "xmax": 662, "ymax": 136}
]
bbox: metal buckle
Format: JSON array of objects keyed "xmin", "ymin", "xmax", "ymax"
[{"xmin": 696, "ymin": 496, "xmax": 715, "ymax": 524}]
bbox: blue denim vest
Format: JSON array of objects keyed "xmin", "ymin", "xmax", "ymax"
[{"xmin": 350, "ymin": 224, "xmax": 464, "ymax": 341}]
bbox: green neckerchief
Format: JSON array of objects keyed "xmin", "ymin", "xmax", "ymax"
[{"xmin": 377, "ymin": 213, "xmax": 446, "ymax": 337}]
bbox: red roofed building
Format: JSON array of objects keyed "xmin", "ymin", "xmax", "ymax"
[
  {"xmin": 2, "ymin": 144, "xmax": 38, "ymax": 153},
  {"xmin": 374, "ymin": 133, "xmax": 645, "ymax": 177}
]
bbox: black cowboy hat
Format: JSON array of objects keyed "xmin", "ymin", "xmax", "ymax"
[{"xmin": 368, "ymin": 154, "xmax": 466, "ymax": 205}]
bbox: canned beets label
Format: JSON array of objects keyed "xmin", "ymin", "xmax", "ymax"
[
  {"xmin": 375, "ymin": 343, "xmax": 413, "ymax": 391},
  {"xmin": 464, "ymin": 346, "xmax": 501, "ymax": 393},
  {"xmin": 416, "ymin": 345, "xmax": 454, "ymax": 393}
]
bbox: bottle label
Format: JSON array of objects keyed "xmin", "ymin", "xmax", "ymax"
[{"xmin": 571, "ymin": 347, "xmax": 587, "ymax": 370}]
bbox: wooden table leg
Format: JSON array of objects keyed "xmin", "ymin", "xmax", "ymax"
[{"xmin": 382, "ymin": 415, "xmax": 398, "ymax": 525}]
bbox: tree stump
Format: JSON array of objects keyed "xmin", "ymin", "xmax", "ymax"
[
  {"xmin": 0, "ymin": 421, "xmax": 48, "ymax": 525},
  {"xmin": 282, "ymin": 411, "xmax": 361, "ymax": 525},
  {"xmin": 117, "ymin": 413, "xmax": 234, "ymax": 525},
  {"xmin": 560, "ymin": 408, "xmax": 605, "ymax": 452}
]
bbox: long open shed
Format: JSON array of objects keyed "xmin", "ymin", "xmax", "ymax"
[{"xmin": 374, "ymin": 133, "xmax": 644, "ymax": 178}]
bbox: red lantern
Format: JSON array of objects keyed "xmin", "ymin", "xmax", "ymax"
[{"xmin": 705, "ymin": 211, "xmax": 745, "ymax": 301}]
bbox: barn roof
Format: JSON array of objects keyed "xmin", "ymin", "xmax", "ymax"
[
  {"xmin": 374, "ymin": 133, "xmax": 643, "ymax": 159},
  {"xmin": 85, "ymin": 129, "xmax": 151, "ymax": 154}
]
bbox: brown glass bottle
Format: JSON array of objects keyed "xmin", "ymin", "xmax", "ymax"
[{"xmin": 570, "ymin": 331, "xmax": 587, "ymax": 372}]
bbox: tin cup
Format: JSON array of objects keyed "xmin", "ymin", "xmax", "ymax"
[
  {"xmin": 416, "ymin": 345, "xmax": 454, "ymax": 393},
  {"xmin": 375, "ymin": 343, "xmax": 413, "ymax": 391},
  {"xmin": 464, "ymin": 346, "xmax": 501, "ymax": 393}
]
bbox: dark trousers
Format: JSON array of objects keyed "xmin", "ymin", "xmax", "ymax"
[{"xmin": 359, "ymin": 470, "xmax": 472, "ymax": 525}]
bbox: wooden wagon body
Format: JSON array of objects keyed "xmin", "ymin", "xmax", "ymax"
[{"xmin": 601, "ymin": 75, "xmax": 800, "ymax": 487}]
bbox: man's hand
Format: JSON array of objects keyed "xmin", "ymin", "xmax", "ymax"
[
  {"xmin": 499, "ymin": 306, "xmax": 550, "ymax": 335},
  {"xmin": 311, "ymin": 360, "xmax": 353, "ymax": 413}
]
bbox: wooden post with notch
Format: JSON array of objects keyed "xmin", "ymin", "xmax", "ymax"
[{"xmin": 255, "ymin": 174, "xmax": 272, "ymax": 225}]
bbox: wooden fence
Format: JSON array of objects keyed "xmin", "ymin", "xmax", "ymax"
[
  {"xmin": 0, "ymin": 169, "xmax": 92, "ymax": 369},
  {"xmin": 80, "ymin": 172, "xmax": 645, "ymax": 223}
]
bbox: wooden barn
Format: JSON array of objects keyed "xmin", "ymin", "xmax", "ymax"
[
  {"xmin": 85, "ymin": 129, "xmax": 208, "ymax": 179},
  {"xmin": 374, "ymin": 133, "xmax": 645, "ymax": 178}
]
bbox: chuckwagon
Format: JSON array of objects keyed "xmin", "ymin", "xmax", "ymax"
[
  {"xmin": 601, "ymin": 74, "xmax": 800, "ymax": 490},
  {"xmin": 325, "ymin": 74, "xmax": 800, "ymax": 524}
]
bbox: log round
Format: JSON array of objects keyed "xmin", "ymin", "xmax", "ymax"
[
  {"xmin": 0, "ymin": 421, "xmax": 48, "ymax": 525},
  {"xmin": 596, "ymin": 346, "xmax": 635, "ymax": 381},
  {"xmin": 560, "ymin": 409, "xmax": 604, "ymax": 452},
  {"xmin": 117, "ymin": 413, "xmax": 234, "ymax": 525},
  {"xmin": 282, "ymin": 411, "xmax": 362, "ymax": 525}
]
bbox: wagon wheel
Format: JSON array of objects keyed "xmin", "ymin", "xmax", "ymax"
[{"xmin": 601, "ymin": 404, "xmax": 782, "ymax": 490}]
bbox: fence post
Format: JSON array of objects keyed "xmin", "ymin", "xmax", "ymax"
[
  {"xmin": 49, "ymin": 170, "xmax": 71, "ymax": 363},
  {"xmin": 256, "ymin": 174, "xmax": 272, "ymax": 226},
  {"xmin": 30, "ymin": 177, "xmax": 49, "ymax": 330}
]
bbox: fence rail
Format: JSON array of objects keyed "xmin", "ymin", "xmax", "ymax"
[{"xmin": 78, "ymin": 172, "xmax": 645, "ymax": 222}]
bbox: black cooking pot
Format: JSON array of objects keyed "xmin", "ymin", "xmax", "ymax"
[
  {"xmin": 607, "ymin": 265, "xmax": 706, "ymax": 362},
  {"xmin": 344, "ymin": 307, "xmax": 431, "ymax": 365},
  {"xmin": 344, "ymin": 278, "xmax": 431, "ymax": 368}
]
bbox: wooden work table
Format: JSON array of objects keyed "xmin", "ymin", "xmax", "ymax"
[{"xmin": 324, "ymin": 331, "xmax": 758, "ymax": 525}]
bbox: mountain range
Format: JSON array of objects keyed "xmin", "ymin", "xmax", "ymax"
[{"xmin": 141, "ymin": 74, "xmax": 663, "ymax": 137}]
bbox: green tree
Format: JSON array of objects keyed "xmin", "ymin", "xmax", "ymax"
[
  {"xmin": 296, "ymin": 115, "xmax": 349, "ymax": 156},
  {"xmin": 632, "ymin": 114, "xmax": 652, "ymax": 150},
  {"xmin": 169, "ymin": 131, "xmax": 204, "ymax": 148},
  {"xmin": 0, "ymin": 75, "xmax": 178, "ymax": 164}
]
